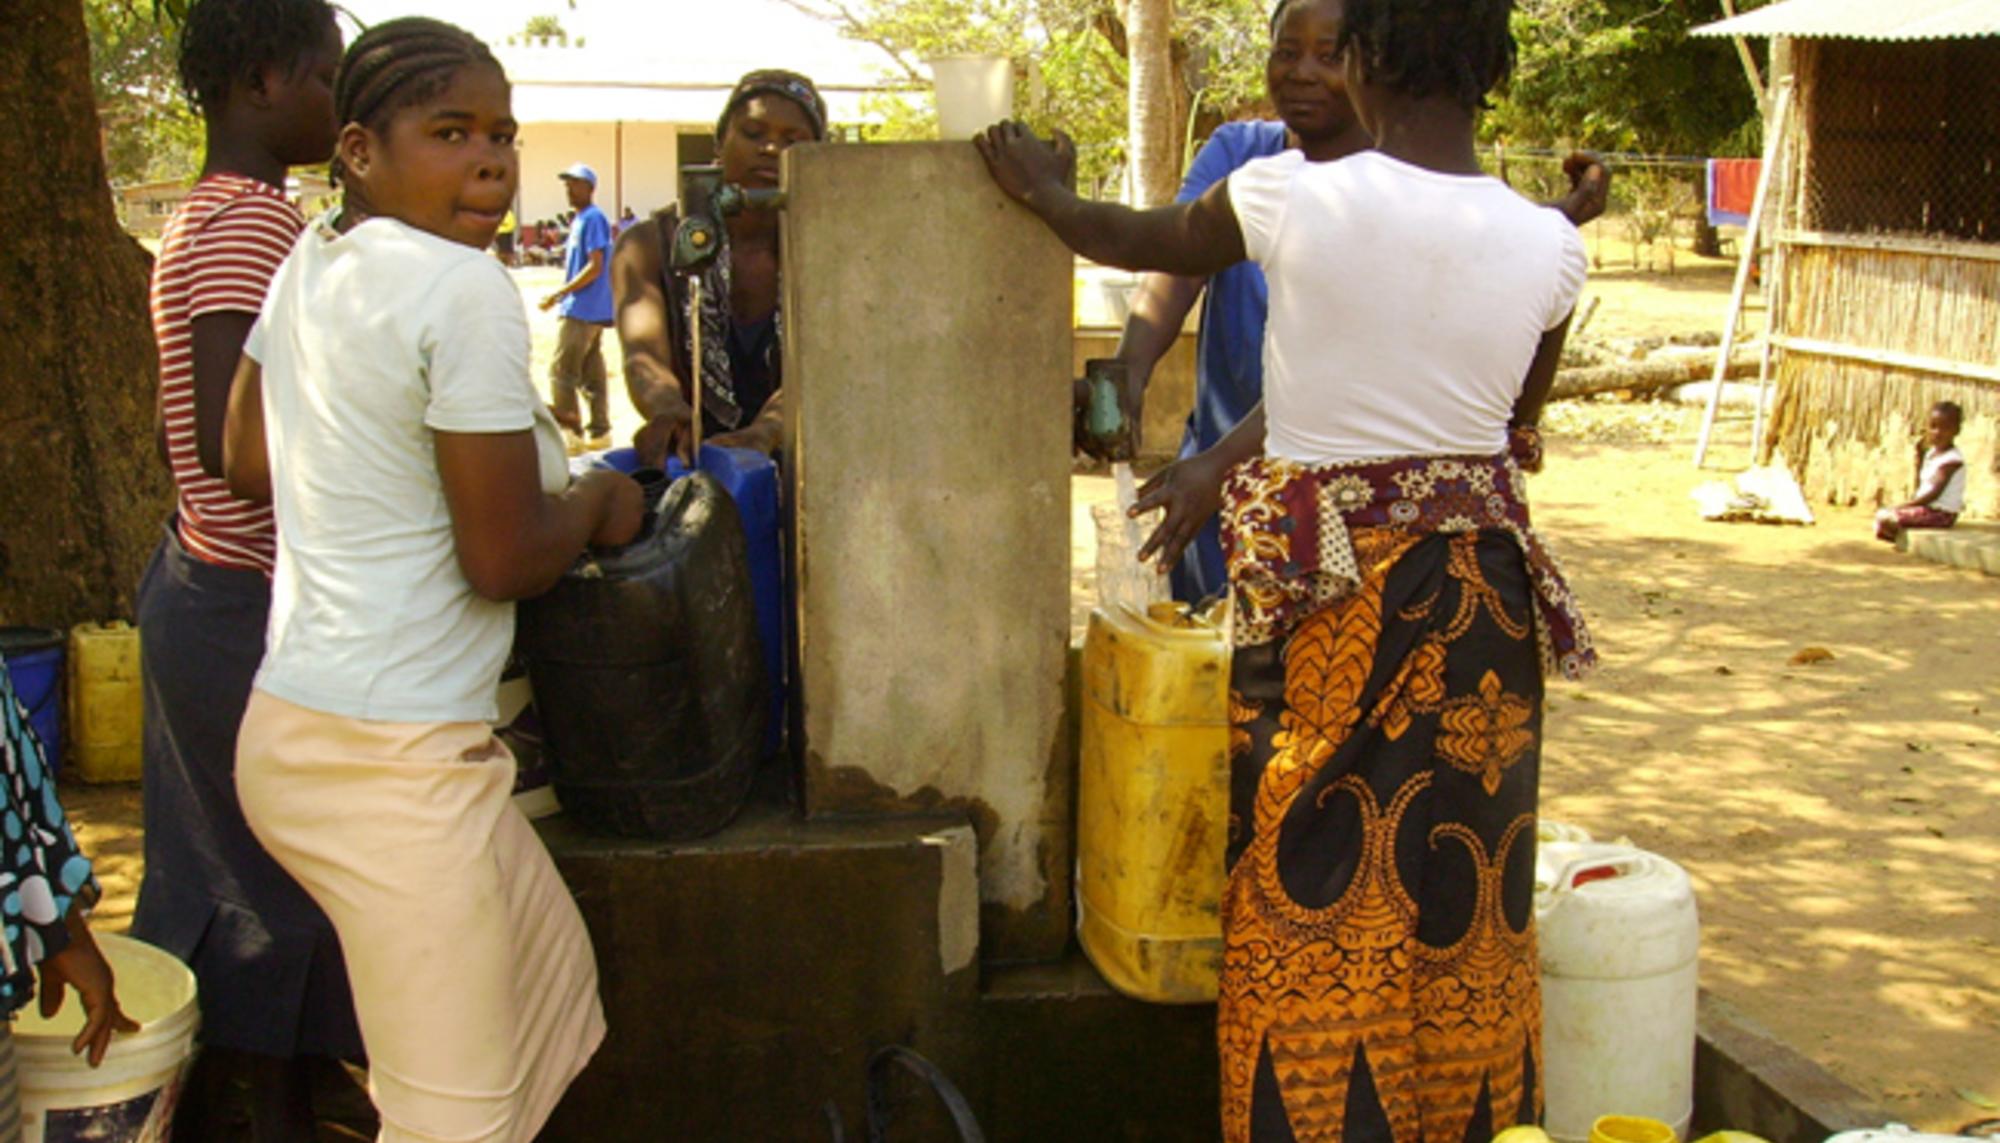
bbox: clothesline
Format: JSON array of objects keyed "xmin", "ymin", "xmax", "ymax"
[{"xmin": 1483, "ymin": 144, "xmax": 1730, "ymax": 170}]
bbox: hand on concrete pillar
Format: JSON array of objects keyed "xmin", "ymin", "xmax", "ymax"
[{"xmin": 974, "ymin": 120, "xmax": 1076, "ymax": 211}]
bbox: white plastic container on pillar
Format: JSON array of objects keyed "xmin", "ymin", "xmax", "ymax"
[{"xmin": 1536, "ymin": 841, "xmax": 1701, "ymax": 1143}]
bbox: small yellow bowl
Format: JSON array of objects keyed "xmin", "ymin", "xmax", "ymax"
[
  {"xmin": 1591, "ymin": 1116, "xmax": 1679, "ymax": 1143},
  {"xmin": 1492, "ymin": 1128, "xmax": 1554, "ymax": 1143}
]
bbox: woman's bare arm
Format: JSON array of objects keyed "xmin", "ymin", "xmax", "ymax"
[
  {"xmin": 1132, "ymin": 403, "xmax": 1267, "ymax": 571},
  {"xmin": 612, "ymin": 219, "xmax": 697, "ymax": 464},
  {"xmin": 976, "ymin": 122, "xmax": 1247, "ymax": 278},
  {"xmin": 221, "ymin": 356, "xmax": 271, "ymax": 505},
  {"xmin": 434, "ymin": 431, "xmax": 643, "ymax": 601},
  {"xmin": 190, "ymin": 311, "xmax": 259, "ymax": 478},
  {"xmin": 1509, "ymin": 313, "xmax": 1574, "ymax": 432},
  {"xmin": 1107, "ymin": 273, "xmax": 1205, "ymax": 448}
]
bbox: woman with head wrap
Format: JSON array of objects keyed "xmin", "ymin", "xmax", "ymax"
[{"xmin": 613, "ymin": 70, "xmax": 827, "ymax": 464}]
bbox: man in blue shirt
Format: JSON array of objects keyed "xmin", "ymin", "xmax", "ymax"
[{"xmin": 541, "ymin": 163, "xmax": 616, "ymax": 450}]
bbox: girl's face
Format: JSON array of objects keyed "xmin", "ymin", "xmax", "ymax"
[
  {"xmin": 1926, "ymin": 409, "xmax": 1959, "ymax": 450},
  {"xmin": 265, "ymin": 18, "xmax": 343, "ymax": 167},
  {"xmin": 719, "ymin": 95, "xmax": 817, "ymax": 189},
  {"xmin": 338, "ymin": 62, "xmax": 519, "ymax": 248},
  {"xmin": 1267, "ymin": 0, "xmax": 1355, "ymax": 142}
]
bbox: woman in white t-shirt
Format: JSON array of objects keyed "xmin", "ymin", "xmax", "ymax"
[
  {"xmin": 221, "ymin": 19, "xmax": 642, "ymax": 1141},
  {"xmin": 979, "ymin": 0, "xmax": 1591, "ymax": 1137}
]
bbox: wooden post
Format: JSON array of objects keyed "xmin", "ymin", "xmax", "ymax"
[{"xmin": 1695, "ymin": 80, "xmax": 1793, "ymax": 469}]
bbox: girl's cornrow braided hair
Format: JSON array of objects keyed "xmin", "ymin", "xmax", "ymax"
[
  {"xmin": 329, "ymin": 17, "xmax": 502, "ymax": 184},
  {"xmin": 177, "ymin": 0, "xmax": 337, "ymax": 117},
  {"xmin": 1336, "ymin": 0, "xmax": 1517, "ymax": 111}
]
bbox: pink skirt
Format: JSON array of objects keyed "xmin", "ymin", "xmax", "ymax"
[{"xmin": 237, "ymin": 690, "xmax": 604, "ymax": 1142}]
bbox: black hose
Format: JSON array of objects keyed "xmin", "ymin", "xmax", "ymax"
[{"xmin": 864, "ymin": 1046, "xmax": 984, "ymax": 1143}]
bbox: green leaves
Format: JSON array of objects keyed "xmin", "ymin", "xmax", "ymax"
[
  {"xmin": 1491, "ymin": 0, "xmax": 1772, "ymax": 155},
  {"xmin": 90, "ymin": 0, "xmax": 201, "ymax": 189}
]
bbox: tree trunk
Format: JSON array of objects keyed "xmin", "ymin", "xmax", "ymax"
[
  {"xmin": 1549, "ymin": 350, "xmax": 1762, "ymax": 400},
  {"xmin": 1125, "ymin": 0, "xmax": 1178, "ymax": 206},
  {"xmin": 0, "ymin": 0, "xmax": 171, "ymax": 627}
]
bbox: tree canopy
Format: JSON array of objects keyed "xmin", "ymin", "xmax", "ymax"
[
  {"xmin": 86, "ymin": 0, "xmax": 201, "ymax": 190},
  {"xmin": 1490, "ymin": 0, "xmax": 1772, "ymax": 157}
]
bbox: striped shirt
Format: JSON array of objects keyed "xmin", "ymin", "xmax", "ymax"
[{"xmin": 150, "ymin": 174, "xmax": 303, "ymax": 574}]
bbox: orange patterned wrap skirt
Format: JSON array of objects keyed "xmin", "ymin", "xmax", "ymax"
[{"xmin": 1217, "ymin": 452, "xmax": 1592, "ymax": 1142}]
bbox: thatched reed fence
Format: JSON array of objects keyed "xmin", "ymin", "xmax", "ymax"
[{"xmin": 1766, "ymin": 237, "xmax": 1998, "ymax": 517}]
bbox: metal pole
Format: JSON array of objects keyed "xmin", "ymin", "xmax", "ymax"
[
  {"xmin": 690, "ymin": 278, "xmax": 704, "ymax": 459},
  {"xmin": 1695, "ymin": 80, "xmax": 1792, "ymax": 469}
]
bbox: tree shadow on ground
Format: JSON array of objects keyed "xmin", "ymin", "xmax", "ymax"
[{"xmin": 1535, "ymin": 439, "xmax": 1999, "ymax": 1127}]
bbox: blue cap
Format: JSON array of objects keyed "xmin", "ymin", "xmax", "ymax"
[{"xmin": 558, "ymin": 163, "xmax": 598, "ymax": 188}]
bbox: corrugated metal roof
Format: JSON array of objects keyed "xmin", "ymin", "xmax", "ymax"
[{"xmin": 1693, "ymin": 0, "xmax": 2000, "ymax": 40}]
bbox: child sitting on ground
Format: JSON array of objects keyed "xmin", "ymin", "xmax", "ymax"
[{"xmin": 1877, "ymin": 401, "xmax": 1967, "ymax": 542}]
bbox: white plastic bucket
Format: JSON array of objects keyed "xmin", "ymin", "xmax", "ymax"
[
  {"xmin": 928, "ymin": 55, "xmax": 1014, "ymax": 140},
  {"xmin": 1537, "ymin": 842, "xmax": 1700, "ymax": 1143},
  {"xmin": 13, "ymin": 932, "xmax": 199, "ymax": 1143}
]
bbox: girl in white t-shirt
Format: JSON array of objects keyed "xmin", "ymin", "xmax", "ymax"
[
  {"xmin": 1876, "ymin": 401, "xmax": 1967, "ymax": 542},
  {"xmin": 221, "ymin": 19, "xmax": 641, "ymax": 1141},
  {"xmin": 980, "ymin": 1, "xmax": 1589, "ymax": 1138}
]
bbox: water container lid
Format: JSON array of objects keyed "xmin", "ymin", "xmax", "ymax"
[
  {"xmin": 1092, "ymin": 601, "xmax": 1230, "ymax": 642},
  {"xmin": 0, "ymin": 626, "xmax": 65, "ymax": 655},
  {"xmin": 1535, "ymin": 841, "xmax": 1694, "ymax": 909}
]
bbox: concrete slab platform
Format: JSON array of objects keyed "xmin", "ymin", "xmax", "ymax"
[
  {"xmin": 1695, "ymin": 992, "xmax": 1887, "ymax": 1142},
  {"xmin": 539, "ymin": 805, "xmax": 980, "ymax": 1141},
  {"xmin": 974, "ymin": 955, "xmax": 1218, "ymax": 1142},
  {"xmin": 1897, "ymin": 521, "xmax": 2000, "ymax": 576}
]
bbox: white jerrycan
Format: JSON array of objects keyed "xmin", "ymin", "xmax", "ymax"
[{"xmin": 1537, "ymin": 841, "xmax": 1701, "ymax": 1143}]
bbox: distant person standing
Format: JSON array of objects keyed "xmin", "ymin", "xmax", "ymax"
[
  {"xmin": 541, "ymin": 163, "xmax": 615, "ymax": 451},
  {"xmin": 616, "ymin": 204, "xmax": 638, "ymax": 235}
]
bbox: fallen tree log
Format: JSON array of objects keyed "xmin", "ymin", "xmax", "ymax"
[{"xmin": 1549, "ymin": 350, "xmax": 1763, "ymax": 400}]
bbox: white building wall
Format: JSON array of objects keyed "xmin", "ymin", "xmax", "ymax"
[
  {"xmin": 515, "ymin": 122, "xmax": 684, "ymax": 227},
  {"xmin": 619, "ymin": 122, "xmax": 684, "ymax": 220}
]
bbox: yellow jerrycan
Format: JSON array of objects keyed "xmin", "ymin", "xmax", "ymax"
[
  {"xmin": 1077, "ymin": 600, "xmax": 1230, "ymax": 1003},
  {"xmin": 67, "ymin": 621, "xmax": 144, "ymax": 783}
]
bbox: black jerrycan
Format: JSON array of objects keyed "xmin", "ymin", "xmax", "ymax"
[{"xmin": 517, "ymin": 471, "xmax": 768, "ymax": 839}]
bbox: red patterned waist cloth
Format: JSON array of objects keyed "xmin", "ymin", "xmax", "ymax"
[{"xmin": 1220, "ymin": 450, "xmax": 1596, "ymax": 679}]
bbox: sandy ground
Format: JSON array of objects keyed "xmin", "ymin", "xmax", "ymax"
[
  {"xmin": 1533, "ymin": 407, "xmax": 1998, "ymax": 1134},
  {"xmin": 61, "ymin": 242, "xmax": 1999, "ymax": 1133}
]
